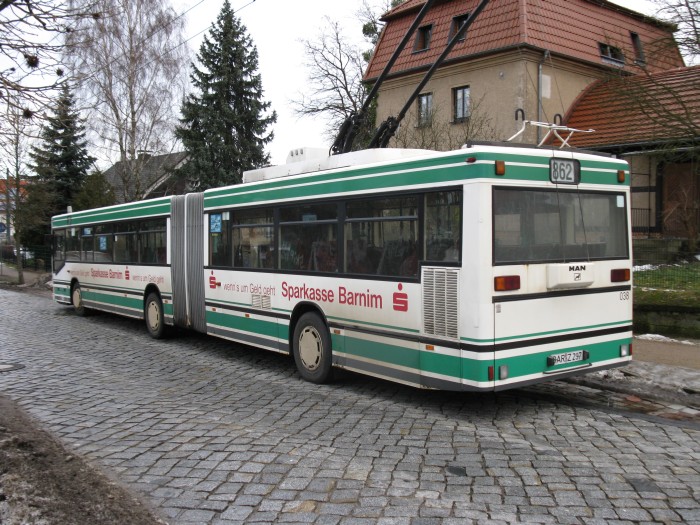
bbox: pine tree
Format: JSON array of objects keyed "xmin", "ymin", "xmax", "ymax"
[
  {"xmin": 73, "ymin": 171, "xmax": 116, "ymax": 212},
  {"xmin": 23, "ymin": 84, "xmax": 94, "ymax": 246},
  {"xmin": 29, "ymin": 84, "xmax": 95, "ymax": 215},
  {"xmin": 176, "ymin": 0, "xmax": 276, "ymax": 190}
]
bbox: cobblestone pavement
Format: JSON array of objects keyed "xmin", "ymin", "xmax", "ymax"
[{"xmin": 1, "ymin": 288, "xmax": 699, "ymax": 525}]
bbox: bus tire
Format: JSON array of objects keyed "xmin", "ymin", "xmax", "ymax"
[
  {"xmin": 292, "ymin": 312, "xmax": 333, "ymax": 384},
  {"xmin": 71, "ymin": 283, "xmax": 88, "ymax": 317},
  {"xmin": 144, "ymin": 292, "xmax": 166, "ymax": 339}
]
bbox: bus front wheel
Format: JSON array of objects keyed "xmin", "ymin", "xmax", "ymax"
[
  {"xmin": 144, "ymin": 292, "xmax": 166, "ymax": 339},
  {"xmin": 292, "ymin": 312, "xmax": 333, "ymax": 384},
  {"xmin": 72, "ymin": 284, "xmax": 88, "ymax": 317}
]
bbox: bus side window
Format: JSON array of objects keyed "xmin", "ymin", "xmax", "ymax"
[{"xmin": 425, "ymin": 190, "xmax": 462, "ymax": 262}]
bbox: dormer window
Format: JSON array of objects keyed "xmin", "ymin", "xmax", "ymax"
[
  {"xmin": 450, "ymin": 13, "xmax": 470, "ymax": 42},
  {"xmin": 599, "ymin": 43, "xmax": 625, "ymax": 65},
  {"xmin": 415, "ymin": 25, "xmax": 432, "ymax": 52},
  {"xmin": 631, "ymin": 32, "xmax": 646, "ymax": 64}
]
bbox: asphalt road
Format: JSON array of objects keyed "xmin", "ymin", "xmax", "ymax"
[{"xmin": 0, "ymin": 288, "xmax": 699, "ymax": 524}]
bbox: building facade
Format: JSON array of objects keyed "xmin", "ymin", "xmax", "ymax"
[{"xmin": 365, "ymin": 0, "xmax": 683, "ymax": 145}]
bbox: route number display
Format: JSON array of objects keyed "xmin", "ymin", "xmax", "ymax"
[{"xmin": 550, "ymin": 158, "xmax": 580, "ymax": 185}]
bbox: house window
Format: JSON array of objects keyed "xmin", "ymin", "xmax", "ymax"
[
  {"xmin": 450, "ymin": 13, "xmax": 470, "ymax": 41},
  {"xmin": 631, "ymin": 32, "xmax": 646, "ymax": 64},
  {"xmin": 453, "ymin": 86, "xmax": 471, "ymax": 122},
  {"xmin": 599, "ymin": 42, "xmax": 625, "ymax": 65},
  {"xmin": 415, "ymin": 25, "xmax": 432, "ymax": 52},
  {"xmin": 417, "ymin": 93, "xmax": 433, "ymax": 127}
]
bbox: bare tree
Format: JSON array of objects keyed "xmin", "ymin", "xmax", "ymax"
[
  {"xmin": 652, "ymin": 0, "xmax": 699, "ymax": 65},
  {"xmin": 0, "ymin": 102, "xmax": 30, "ymax": 284},
  {"xmin": 293, "ymin": 18, "xmax": 367, "ymax": 142},
  {"xmin": 67, "ymin": 0, "xmax": 190, "ymax": 202},
  {"xmin": 393, "ymin": 96, "xmax": 499, "ymax": 151},
  {"xmin": 0, "ymin": 0, "xmax": 99, "ymax": 145}
]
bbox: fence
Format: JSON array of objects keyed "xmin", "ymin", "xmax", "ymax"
[
  {"xmin": 0, "ymin": 243, "xmax": 52, "ymax": 273},
  {"xmin": 633, "ymin": 239, "xmax": 700, "ymax": 294}
]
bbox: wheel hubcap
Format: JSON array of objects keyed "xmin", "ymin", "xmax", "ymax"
[
  {"xmin": 147, "ymin": 301, "xmax": 160, "ymax": 330},
  {"xmin": 298, "ymin": 326, "xmax": 322, "ymax": 371},
  {"xmin": 73, "ymin": 289, "xmax": 81, "ymax": 308}
]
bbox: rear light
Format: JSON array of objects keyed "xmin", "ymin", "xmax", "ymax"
[
  {"xmin": 617, "ymin": 170, "xmax": 626, "ymax": 183},
  {"xmin": 499, "ymin": 365, "xmax": 509, "ymax": 380},
  {"xmin": 611, "ymin": 268, "xmax": 630, "ymax": 282},
  {"xmin": 488, "ymin": 366, "xmax": 494, "ymax": 381},
  {"xmin": 495, "ymin": 160, "xmax": 506, "ymax": 175},
  {"xmin": 620, "ymin": 343, "xmax": 631, "ymax": 357},
  {"xmin": 494, "ymin": 275, "xmax": 520, "ymax": 291}
]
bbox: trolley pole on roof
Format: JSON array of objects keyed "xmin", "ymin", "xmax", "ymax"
[
  {"xmin": 369, "ymin": 0, "xmax": 491, "ymax": 149},
  {"xmin": 331, "ymin": 0, "xmax": 437, "ymax": 155}
]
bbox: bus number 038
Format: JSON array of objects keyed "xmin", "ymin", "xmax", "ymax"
[{"xmin": 620, "ymin": 291, "xmax": 630, "ymax": 301}]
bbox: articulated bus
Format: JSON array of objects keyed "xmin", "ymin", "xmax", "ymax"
[{"xmin": 51, "ymin": 143, "xmax": 633, "ymax": 391}]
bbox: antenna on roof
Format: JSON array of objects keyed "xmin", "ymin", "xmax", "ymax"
[
  {"xmin": 331, "ymin": 0, "xmax": 438, "ymax": 156},
  {"xmin": 368, "ymin": 0, "xmax": 491, "ymax": 149}
]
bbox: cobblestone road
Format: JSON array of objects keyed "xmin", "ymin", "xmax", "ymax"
[{"xmin": 1, "ymin": 289, "xmax": 699, "ymax": 524}]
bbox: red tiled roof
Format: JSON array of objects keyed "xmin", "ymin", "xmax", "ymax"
[
  {"xmin": 365, "ymin": 0, "xmax": 683, "ymax": 81},
  {"xmin": 564, "ymin": 65, "xmax": 700, "ymax": 148}
]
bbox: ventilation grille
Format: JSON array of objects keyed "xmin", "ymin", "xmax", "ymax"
[
  {"xmin": 423, "ymin": 268, "xmax": 460, "ymax": 339},
  {"xmin": 252, "ymin": 294, "xmax": 271, "ymax": 309}
]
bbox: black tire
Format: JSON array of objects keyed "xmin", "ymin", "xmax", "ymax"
[
  {"xmin": 144, "ymin": 292, "xmax": 166, "ymax": 339},
  {"xmin": 292, "ymin": 312, "xmax": 333, "ymax": 384},
  {"xmin": 71, "ymin": 283, "xmax": 88, "ymax": 317}
]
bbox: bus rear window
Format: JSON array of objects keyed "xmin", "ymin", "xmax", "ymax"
[{"xmin": 493, "ymin": 188, "xmax": 628, "ymax": 264}]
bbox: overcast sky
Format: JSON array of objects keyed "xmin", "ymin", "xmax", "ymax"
[{"xmin": 175, "ymin": 0, "xmax": 658, "ymax": 165}]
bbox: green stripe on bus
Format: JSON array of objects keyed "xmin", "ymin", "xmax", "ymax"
[
  {"xmin": 207, "ymin": 310, "xmax": 279, "ymax": 339},
  {"xmin": 328, "ymin": 315, "xmax": 420, "ymax": 334},
  {"xmin": 83, "ymin": 290, "xmax": 143, "ymax": 311},
  {"xmin": 52, "ymin": 199, "xmax": 171, "ymax": 228}
]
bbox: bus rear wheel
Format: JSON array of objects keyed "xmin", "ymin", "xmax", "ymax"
[
  {"xmin": 292, "ymin": 312, "xmax": 333, "ymax": 384},
  {"xmin": 144, "ymin": 292, "xmax": 166, "ymax": 339},
  {"xmin": 72, "ymin": 284, "xmax": 88, "ymax": 317}
]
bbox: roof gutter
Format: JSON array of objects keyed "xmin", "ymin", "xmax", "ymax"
[{"xmin": 538, "ymin": 50, "xmax": 550, "ymax": 143}]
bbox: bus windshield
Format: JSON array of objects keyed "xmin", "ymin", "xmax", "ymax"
[{"xmin": 493, "ymin": 187, "xmax": 628, "ymax": 264}]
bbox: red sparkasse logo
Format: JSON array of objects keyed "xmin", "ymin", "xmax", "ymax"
[
  {"xmin": 209, "ymin": 271, "xmax": 218, "ymax": 289},
  {"xmin": 393, "ymin": 283, "xmax": 408, "ymax": 312},
  {"xmin": 125, "ymin": 266, "xmax": 130, "ymax": 280}
]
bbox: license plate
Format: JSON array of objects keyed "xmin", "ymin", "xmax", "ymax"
[{"xmin": 547, "ymin": 350, "xmax": 588, "ymax": 367}]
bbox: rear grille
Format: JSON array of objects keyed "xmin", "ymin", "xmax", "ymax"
[{"xmin": 423, "ymin": 268, "xmax": 459, "ymax": 339}]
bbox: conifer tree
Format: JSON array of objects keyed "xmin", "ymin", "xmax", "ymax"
[
  {"xmin": 29, "ymin": 84, "xmax": 95, "ymax": 215},
  {"xmin": 23, "ymin": 84, "xmax": 94, "ymax": 246},
  {"xmin": 176, "ymin": 0, "xmax": 276, "ymax": 190}
]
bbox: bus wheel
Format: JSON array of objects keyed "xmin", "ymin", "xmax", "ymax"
[
  {"xmin": 144, "ymin": 292, "xmax": 166, "ymax": 339},
  {"xmin": 293, "ymin": 312, "xmax": 333, "ymax": 384},
  {"xmin": 72, "ymin": 284, "xmax": 88, "ymax": 317}
]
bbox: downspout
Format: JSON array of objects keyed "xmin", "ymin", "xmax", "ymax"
[{"xmin": 537, "ymin": 50, "xmax": 550, "ymax": 143}]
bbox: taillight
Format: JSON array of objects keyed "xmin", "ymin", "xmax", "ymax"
[
  {"xmin": 494, "ymin": 275, "xmax": 520, "ymax": 291},
  {"xmin": 611, "ymin": 268, "xmax": 630, "ymax": 282}
]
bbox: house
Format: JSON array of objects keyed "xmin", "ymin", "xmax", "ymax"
[
  {"xmin": 364, "ymin": 0, "xmax": 696, "ymax": 244},
  {"xmin": 364, "ymin": 0, "xmax": 683, "ymax": 146},
  {"xmin": 565, "ymin": 65, "xmax": 700, "ymax": 240},
  {"xmin": 104, "ymin": 151, "xmax": 188, "ymax": 204},
  {"xmin": 0, "ymin": 178, "xmax": 27, "ymax": 243}
]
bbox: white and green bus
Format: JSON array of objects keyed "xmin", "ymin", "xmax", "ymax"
[{"xmin": 52, "ymin": 143, "xmax": 633, "ymax": 391}]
